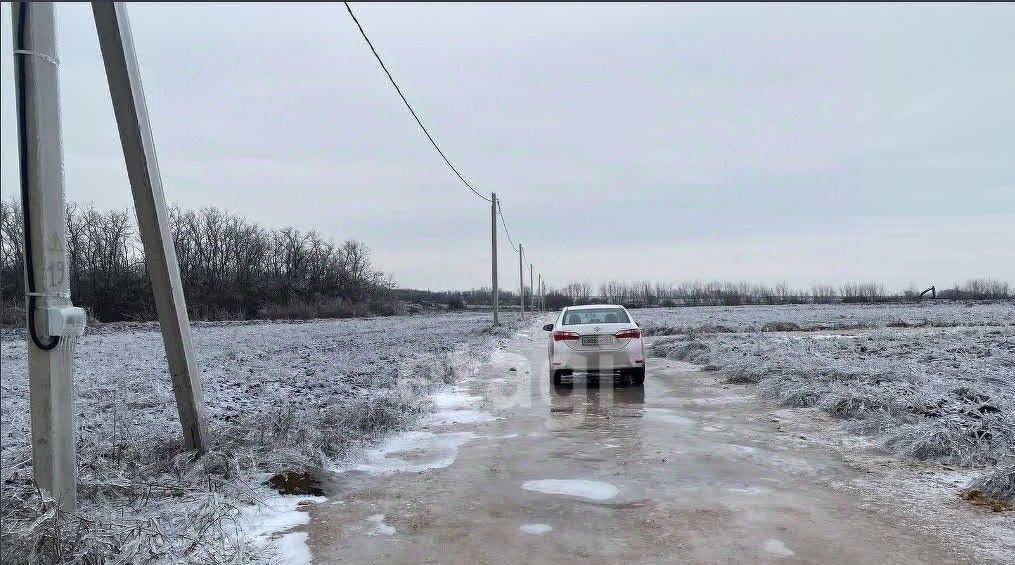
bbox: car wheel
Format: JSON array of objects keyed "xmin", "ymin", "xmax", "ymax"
[
  {"xmin": 552, "ymin": 369, "xmax": 565, "ymax": 385},
  {"xmin": 630, "ymin": 367, "xmax": 646, "ymax": 386}
]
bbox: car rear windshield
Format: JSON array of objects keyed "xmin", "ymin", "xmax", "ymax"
[{"xmin": 562, "ymin": 308, "xmax": 630, "ymax": 325}]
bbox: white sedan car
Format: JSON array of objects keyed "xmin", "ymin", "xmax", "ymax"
[{"xmin": 543, "ymin": 304, "xmax": 646, "ymax": 386}]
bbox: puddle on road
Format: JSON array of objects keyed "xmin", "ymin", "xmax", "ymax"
[
  {"xmin": 642, "ymin": 407, "xmax": 694, "ymax": 426},
  {"xmin": 522, "ymin": 479, "xmax": 619, "ymax": 501}
]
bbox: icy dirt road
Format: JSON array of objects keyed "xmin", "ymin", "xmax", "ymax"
[{"xmin": 304, "ymin": 320, "xmax": 1012, "ymax": 565}]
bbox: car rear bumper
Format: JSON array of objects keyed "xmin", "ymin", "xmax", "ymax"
[{"xmin": 551, "ymin": 341, "xmax": 645, "ymax": 372}]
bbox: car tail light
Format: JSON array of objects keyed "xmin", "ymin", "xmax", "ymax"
[
  {"xmin": 615, "ymin": 328, "xmax": 641, "ymax": 339},
  {"xmin": 552, "ymin": 330, "xmax": 580, "ymax": 342}
]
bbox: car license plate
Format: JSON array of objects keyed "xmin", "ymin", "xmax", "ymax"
[{"xmin": 582, "ymin": 335, "xmax": 613, "ymax": 346}]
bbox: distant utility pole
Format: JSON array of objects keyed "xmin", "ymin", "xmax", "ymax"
[
  {"xmin": 518, "ymin": 243, "xmax": 524, "ymax": 318},
  {"xmin": 529, "ymin": 263, "xmax": 534, "ymax": 316},
  {"xmin": 490, "ymin": 192, "xmax": 498, "ymax": 325},
  {"xmin": 14, "ymin": 0, "xmax": 87, "ymax": 512},
  {"xmin": 92, "ymin": 1, "xmax": 207, "ymax": 451},
  {"xmin": 537, "ymin": 274, "xmax": 542, "ymax": 313}
]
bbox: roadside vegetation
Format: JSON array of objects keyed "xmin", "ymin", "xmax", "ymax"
[
  {"xmin": 642, "ymin": 302, "xmax": 1015, "ymax": 503},
  {"xmin": 0, "ymin": 313, "xmax": 514, "ymax": 563}
]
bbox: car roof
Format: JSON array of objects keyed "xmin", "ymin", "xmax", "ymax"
[{"xmin": 566, "ymin": 304, "xmax": 626, "ymax": 311}]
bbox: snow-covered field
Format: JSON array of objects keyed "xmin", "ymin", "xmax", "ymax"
[
  {"xmin": 635, "ymin": 300, "xmax": 1015, "ymax": 334},
  {"xmin": 1, "ymin": 313, "xmax": 512, "ymax": 564},
  {"xmin": 641, "ymin": 301, "xmax": 1015, "ymax": 502},
  {"xmin": 2, "ymin": 302, "xmax": 1011, "ymax": 563}
]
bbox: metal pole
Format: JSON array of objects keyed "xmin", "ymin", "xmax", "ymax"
[
  {"xmin": 490, "ymin": 192, "xmax": 498, "ymax": 325},
  {"xmin": 92, "ymin": 1, "xmax": 207, "ymax": 451},
  {"xmin": 14, "ymin": 1, "xmax": 83, "ymax": 511},
  {"xmin": 529, "ymin": 263, "xmax": 534, "ymax": 317},
  {"xmin": 518, "ymin": 243, "xmax": 524, "ymax": 318}
]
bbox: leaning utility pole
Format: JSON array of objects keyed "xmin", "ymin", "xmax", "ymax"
[
  {"xmin": 518, "ymin": 243, "xmax": 524, "ymax": 318},
  {"xmin": 490, "ymin": 192, "xmax": 499, "ymax": 325},
  {"xmin": 14, "ymin": 1, "xmax": 87, "ymax": 512},
  {"xmin": 92, "ymin": 2, "xmax": 207, "ymax": 451}
]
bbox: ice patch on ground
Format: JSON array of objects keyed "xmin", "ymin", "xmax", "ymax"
[
  {"xmin": 727, "ymin": 444, "xmax": 758, "ymax": 454},
  {"xmin": 490, "ymin": 348, "xmax": 529, "ymax": 368},
  {"xmin": 423, "ymin": 408, "xmax": 496, "ymax": 426},
  {"xmin": 727, "ymin": 486, "xmax": 767, "ymax": 496},
  {"xmin": 431, "ymin": 389, "xmax": 483, "ymax": 409},
  {"xmin": 671, "ymin": 360, "xmax": 703, "ymax": 371},
  {"xmin": 338, "ymin": 431, "xmax": 476, "ymax": 474},
  {"xmin": 238, "ymin": 494, "xmax": 324, "ymax": 564},
  {"xmin": 685, "ymin": 395, "xmax": 755, "ymax": 406},
  {"xmin": 643, "ymin": 407, "xmax": 694, "ymax": 426},
  {"xmin": 763, "ymin": 538, "xmax": 795, "ymax": 557},
  {"xmin": 423, "ymin": 387, "xmax": 496, "ymax": 426},
  {"xmin": 520, "ymin": 523, "xmax": 553, "ymax": 534},
  {"xmin": 273, "ymin": 532, "xmax": 313, "ymax": 564},
  {"xmin": 522, "ymin": 479, "xmax": 619, "ymax": 500},
  {"xmin": 366, "ymin": 514, "xmax": 396, "ymax": 536}
]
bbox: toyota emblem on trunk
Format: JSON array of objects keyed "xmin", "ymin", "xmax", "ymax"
[{"xmin": 594, "ymin": 326, "xmax": 600, "ymax": 332}]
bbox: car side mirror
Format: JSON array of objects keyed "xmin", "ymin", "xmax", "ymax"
[{"xmin": 542, "ymin": 323, "xmax": 554, "ymax": 331}]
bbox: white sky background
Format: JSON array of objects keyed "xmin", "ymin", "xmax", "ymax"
[{"xmin": 1, "ymin": 3, "xmax": 1012, "ymax": 291}]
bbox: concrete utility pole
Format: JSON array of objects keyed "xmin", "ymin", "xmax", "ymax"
[
  {"xmin": 14, "ymin": 1, "xmax": 86, "ymax": 512},
  {"xmin": 490, "ymin": 192, "xmax": 498, "ymax": 325},
  {"xmin": 92, "ymin": 2, "xmax": 207, "ymax": 451},
  {"xmin": 518, "ymin": 243, "xmax": 524, "ymax": 318},
  {"xmin": 529, "ymin": 263, "xmax": 534, "ymax": 316},
  {"xmin": 537, "ymin": 274, "xmax": 542, "ymax": 313}
]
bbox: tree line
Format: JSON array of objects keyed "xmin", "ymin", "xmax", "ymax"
[
  {"xmin": 551, "ymin": 278, "xmax": 1010, "ymax": 307},
  {"xmin": 1, "ymin": 199, "xmax": 397, "ymax": 323},
  {"xmin": 3, "ymin": 197, "xmax": 1009, "ymax": 324}
]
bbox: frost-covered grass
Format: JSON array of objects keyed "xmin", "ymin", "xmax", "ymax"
[
  {"xmin": 645, "ymin": 302, "xmax": 1015, "ymax": 501},
  {"xmin": 1, "ymin": 312, "xmax": 511, "ymax": 563},
  {"xmin": 636, "ymin": 300, "xmax": 1014, "ymax": 335}
]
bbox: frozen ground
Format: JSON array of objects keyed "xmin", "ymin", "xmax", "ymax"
[
  {"xmin": 0, "ymin": 312, "xmax": 513, "ymax": 564},
  {"xmin": 308, "ymin": 322, "xmax": 1012, "ymax": 565},
  {"xmin": 642, "ymin": 301, "xmax": 1014, "ymax": 502},
  {"xmin": 635, "ymin": 300, "xmax": 1015, "ymax": 334}
]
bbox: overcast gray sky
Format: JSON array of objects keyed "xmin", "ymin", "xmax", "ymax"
[{"xmin": 2, "ymin": 3, "xmax": 1012, "ymax": 291}]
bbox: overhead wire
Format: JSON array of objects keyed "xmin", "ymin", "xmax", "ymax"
[
  {"xmin": 343, "ymin": 2, "xmax": 491, "ymax": 203},
  {"xmin": 496, "ymin": 200, "xmax": 518, "ymax": 253},
  {"xmin": 344, "ymin": 2, "xmax": 535, "ymax": 296}
]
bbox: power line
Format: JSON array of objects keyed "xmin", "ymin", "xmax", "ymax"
[
  {"xmin": 343, "ymin": 2, "xmax": 491, "ymax": 203},
  {"xmin": 497, "ymin": 200, "xmax": 518, "ymax": 252}
]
